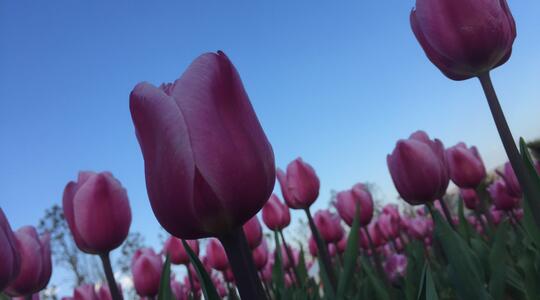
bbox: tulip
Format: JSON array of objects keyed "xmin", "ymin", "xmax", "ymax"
[
  {"xmin": 170, "ymin": 279, "xmax": 187, "ymax": 300},
  {"xmin": 277, "ymin": 158, "xmax": 320, "ymax": 209},
  {"xmin": 279, "ymin": 246, "xmax": 299, "ymax": 270},
  {"xmin": 387, "ymin": 131, "xmax": 449, "ymax": 205},
  {"xmin": 460, "ymin": 188, "xmax": 480, "ymax": 210},
  {"xmin": 335, "ymin": 183, "xmax": 374, "ymax": 227},
  {"xmin": 410, "ymin": 0, "xmax": 516, "ymax": 80},
  {"xmin": 5, "ymin": 227, "xmax": 51, "ymax": 297},
  {"xmin": 260, "ymin": 260, "xmax": 273, "ymax": 283},
  {"xmin": 384, "ymin": 254, "xmax": 407, "ymax": 282},
  {"xmin": 378, "ymin": 214, "xmax": 399, "ymax": 240},
  {"xmin": 0, "ymin": 208, "xmax": 20, "ymax": 291},
  {"xmin": 382, "ymin": 204, "xmax": 400, "ymax": 223},
  {"xmin": 502, "ymin": 162, "xmax": 522, "ymax": 197},
  {"xmin": 488, "ymin": 179, "xmax": 520, "ymax": 211},
  {"xmin": 206, "ymin": 239, "xmax": 229, "ymax": 271},
  {"xmin": 13, "ymin": 293, "xmax": 40, "ymax": 300},
  {"xmin": 243, "ymin": 216, "xmax": 263, "ymax": 249},
  {"xmin": 313, "ymin": 210, "xmax": 344, "ymax": 244},
  {"xmin": 308, "ymin": 236, "xmax": 338, "ymax": 257},
  {"xmin": 262, "ymin": 194, "xmax": 291, "ymax": 231},
  {"xmin": 446, "ymin": 143, "xmax": 486, "ymax": 188},
  {"xmin": 162, "ymin": 237, "xmax": 198, "ymax": 265},
  {"xmin": 252, "ymin": 241, "xmax": 269, "ymax": 271},
  {"xmin": 223, "ymin": 268, "xmax": 235, "ymax": 283},
  {"xmin": 336, "ymin": 236, "xmax": 347, "ymax": 254},
  {"xmin": 97, "ymin": 284, "xmax": 122, "ymax": 300},
  {"xmin": 74, "ymin": 284, "xmax": 98, "ymax": 300},
  {"xmin": 406, "ymin": 217, "xmax": 430, "ymax": 240},
  {"xmin": 131, "ymin": 248, "xmax": 162, "ymax": 297},
  {"xmin": 130, "ymin": 51, "xmax": 275, "ymax": 239}
]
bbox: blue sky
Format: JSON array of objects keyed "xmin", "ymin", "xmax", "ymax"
[{"xmin": 1, "ymin": 0, "xmax": 539, "ymax": 293}]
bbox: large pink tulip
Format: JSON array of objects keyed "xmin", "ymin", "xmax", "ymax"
[
  {"xmin": 277, "ymin": 158, "xmax": 320, "ymax": 209},
  {"xmin": 5, "ymin": 227, "xmax": 51, "ymax": 296},
  {"xmin": 74, "ymin": 284, "xmax": 98, "ymax": 300},
  {"xmin": 262, "ymin": 194, "xmax": 291, "ymax": 231},
  {"xmin": 387, "ymin": 131, "xmax": 449, "ymax": 205},
  {"xmin": 488, "ymin": 179, "xmax": 520, "ymax": 211},
  {"xmin": 242, "ymin": 216, "xmax": 263, "ymax": 249},
  {"xmin": 313, "ymin": 210, "xmax": 344, "ymax": 244},
  {"xmin": 410, "ymin": 0, "xmax": 516, "ymax": 80},
  {"xmin": 206, "ymin": 239, "xmax": 229, "ymax": 271},
  {"xmin": 162, "ymin": 237, "xmax": 199, "ymax": 265},
  {"xmin": 131, "ymin": 248, "xmax": 162, "ymax": 297},
  {"xmin": 63, "ymin": 171, "xmax": 132, "ymax": 254},
  {"xmin": 335, "ymin": 183, "xmax": 374, "ymax": 226},
  {"xmin": 130, "ymin": 51, "xmax": 275, "ymax": 239},
  {"xmin": 0, "ymin": 208, "xmax": 20, "ymax": 291},
  {"xmin": 446, "ymin": 143, "xmax": 486, "ymax": 188}
]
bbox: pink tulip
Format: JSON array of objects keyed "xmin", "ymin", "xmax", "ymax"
[
  {"xmin": 490, "ymin": 207, "xmax": 505, "ymax": 225},
  {"xmin": 131, "ymin": 248, "xmax": 162, "ymax": 297},
  {"xmin": 502, "ymin": 162, "xmax": 522, "ymax": 197},
  {"xmin": 336, "ymin": 236, "xmax": 347, "ymax": 254},
  {"xmin": 243, "ymin": 216, "xmax": 263, "ymax": 249},
  {"xmin": 460, "ymin": 188, "xmax": 480, "ymax": 210},
  {"xmin": 0, "ymin": 208, "xmax": 20, "ymax": 291},
  {"xmin": 488, "ymin": 179, "xmax": 520, "ymax": 211},
  {"xmin": 252, "ymin": 241, "xmax": 269, "ymax": 271},
  {"xmin": 514, "ymin": 208, "xmax": 524, "ymax": 221},
  {"xmin": 279, "ymin": 246, "xmax": 299, "ymax": 270},
  {"xmin": 74, "ymin": 284, "xmax": 98, "ymax": 300},
  {"xmin": 13, "ymin": 294, "xmax": 39, "ymax": 300},
  {"xmin": 335, "ymin": 183, "xmax": 374, "ymax": 226},
  {"xmin": 260, "ymin": 260, "xmax": 273, "ymax": 283},
  {"xmin": 262, "ymin": 194, "xmax": 291, "ymax": 231},
  {"xmin": 211, "ymin": 275, "xmax": 228, "ymax": 298},
  {"xmin": 446, "ymin": 143, "xmax": 486, "ymax": 188},
  {"xmin": 5, "ymin": 227, "xmax": 51, "ymax": 296},
  {"xmin": 384, "ymin": 254, "xmax": 407, "ymax": 282},
  {"xmin": 410, "ymin": 0, "xmax": 516, "ymax": 80},
  {"xmin": 206, "ymin": 239, "xmax": 229, "ymax": 271},
  {"xmin": 170, "ymin": 279, "xmax": 187, "ymax": 300},
  {"xmin": 313, "ymin": 210, "xmax": 344, "ymax": 243},
  {"xmin": 367, "ymin": 223, "xmax": 385, "ymax": 248},
  {"xmin": 387, "ymin": 131, "xmax": 449, "ymax": 205},
  {"xmin": 378, "ymin": 213, "xmax": 399, "ymax": 240},
  {"xmin": 162, "ymin": 237, "xmax": 198, "ymax": 265},
  {"xmin": 382, "ymin": 204, "xmax": 400, "ymax": 223},
  {"xmin": 407, "ymin": 217, "xmax": 430, "ymax": 240},
  {"xmin": 130, "ymin": 51, "xmax": 275, "ymax": 239},
  {"xmin": 223, "ymin": 268, "xmax": 235, "ymax": 283},
  {"xmin": 277, "ymin": 158, "xmax": 320, "ymax": 209},
  {"xmin": 96, "ymin": 284, "xmax": 122, "ymax": 300},
  {"xmin": 63, "ymin": 171, "xmax": 132, "ymax": 254}
]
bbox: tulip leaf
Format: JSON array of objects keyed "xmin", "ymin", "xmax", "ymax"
[
  {"xmin": 181, "ymin": 240, "xmax": 220, "ymax": 300},
  {"xmin": 517, "ymin": 247, "xmax": 540, "ymax": 300},
  {"xmin": 336, "ymin": 204, "xmax": 360, "ymax": 299},
  {"xmin": 360, "ymin": 257, "xmax": 390, "ymax": 300},
  {"xmin": 272, "ymin": 231, "xmax": 287, "ymax": 300},
  {"xmin": 416, "ymin": 262, "xmax": 439, "ymax": 300},
  {"xmin": 488, "ymin": 221, "xmax": 509, "ymax": 300},
  {"xmin": 404, "ymin": 240, "xmax": 425, "ymax": 300},
  {"xmin": 158, "ymin": 254, "xmax": 173, "ymax": 300},
  {"xmin": 431, "ymin": 210, "xmax": 491, "ymax": 300},
  {"xmin": 296, "ymin": 246, "xmax": 309, "ymax": 287},
  {"xmin": 456, "ymin": 197, "xmax": 471, "ymax": 242},
  {"xmin": 519, "ymin": 138, "xmax": 540, "ymax": 248}
]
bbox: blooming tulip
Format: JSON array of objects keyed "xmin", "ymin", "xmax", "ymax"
[
  {"xmin": 130, "ymin": 51, "xmax": 275, "ymax": 239},
  {"xmin": 5, "ymin": 227, "xmax": 51, "ymax": 296},
  {"xmin": 446, "ymin": 143, "xmax": 486, "ymax": 188},
  {"xmin": 384, "ymin": 254, "xmax": 407, "ymax": 282},
  {"xmin": 489, "ymin": 179, "xmax": 520, "ymax": 211},
  {"xmin": 262, "ymin": 194, "xmax": 291, "ymax": 231},
  {"xmin": 335, "ymin": 183, "xmax": 374, "ymax": 226},
  {"xmin": 162, "ymin": 237, "xmax": 198, "ymax": 265},
  {"xmin": 131, "ymin": 248, "xmax": 162, "ymax": 297},
  {"xmin": 243, "ymin": 216, "xmax": 263, "ymax": 249},
  {"xmin": 387, "ymin": 131, "xmax": 449, "ymax": 205},
  {"xmin": 0, "ymin": 208, "xmax": 20, "ymax": 291},
  {"xmin": 74, "ymin": 284, "xmax": 98, "ymax": 300},
  {"xmin": 313, "ymin": 210, "xmax": 344, "ymax": 243},
  {"xmin": 206, "ymin": 239, "xmax": 229, "ymax": 271},
  {"xmin": 410, "ymin": 0, "xmax": 516, "ymax": 80},
  {"xmin": 460, "ymin": 188, "xmax": 480, "ymax": 210},
  {"xmin": 277, "ymin": 158, "xmax": 320, "ymax": 209},
  {"xmin": 63, "ymin": 171, "xmax": 131, "ymax": 254}
]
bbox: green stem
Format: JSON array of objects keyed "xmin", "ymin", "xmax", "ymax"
[{"xmin": 99, "ymin": 252, "xmax": 122, "ymax": 300}]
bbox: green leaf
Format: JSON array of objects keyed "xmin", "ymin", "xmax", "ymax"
[
  {"xmin": 416, "ymin": 262, "xmax": 439, "ymax": 300},
  {"xmin": 272, "ymin": 231, "xmax": 287, "ymax": 300},
  {"xmin": 296, "ymin": 246, "xmax": 309, "ymax": 287},
  {"xmin": 158, "ymin": 254, "xmax": 173, "ymax": 300},
  {"xmin": 519, "ymin": 138, "xmax": 540, "ymax": 247},
  {"xmin": 181, "ymin": 240, "xmax": 220, "ymax": 300},
  {"xmin": 360, "ymin": 258, "xmax": 390, "ymax": 300},
  {"xmin": 431, "ymin": 210, "xmax": 491, "ymax": 300},
  {"xmin": 517, "ymin": 247, "xmax": 540, "ymax": 300},
  {"xmin": 456, "ymin": 197, "xmax": 471, "ymax": 242},
  {"xmin": 404, "ymin": 240, "xmax": 425, "ymax": 300},
  {"xmin": 336, "ymin": 204, "xmax": 360, "ymax": 299},
  {"xmin": 488, "ymin": 221, "xmax": 509, "ymax": 300}
]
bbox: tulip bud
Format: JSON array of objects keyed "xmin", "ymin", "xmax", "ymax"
[
  {"xmin": 223, "ymin": 268, "xmax": 235, "ymax": 283},
  {"xmin": 335, "ymin": 183, "xmax": 374, "ymax": 226},
  {"xmin": 384, "ymin": 254, "xmax": 407, "ymax": 283},
  {"xmin": 163, "ymin": 237, "xmax": 198, "ymax": 265},
  {"xmin": 382, "ymin": 204, "xmax": 400, "ymax": 223},
  {"xmin": 170, "ymin": 279, "xmax": 187, "ymax": 300},
  {"xmin": 5, "ymin": 227, "xmax": 52, "ymax": 296},
  {"xmin": 242, "ymin": 216, "xmax": 263, "ymax": 249},
  {"xmin": 74, "ymin": 284, "xmax": 98, "ymax": 300},
  {"xmin": 252, "ymin": 241, "xmax": 269, "ymax": 271},
  {"xmin": 206, "ymin": 239, "xmax": 229, "ymax": 271},
  {"xmin": 446, "ymin": 143, "xmax": 486, "ymax": 188},
  {"xmin": 313, "ymin": 210, "xmax": 344, "ymax": 243},
  {"xmin": 131, "ymin": 248, "xmax": 162, "ymax": 297},
  {"xmin": 279, "ymin": 246, "xmax": 299, "ymax": 270},
  {"xmin": 130, "ymin": 51, "xmax": 275, "ymax": 239},
  {"xmin": 502, "ymin": 162, "xmax": 522, "ymax": 197},
  {"xmin": 378, "ymin": 214, "xmax": 399, "ymax": 240},
  {"xmin": 336, "ymin": 236, "xmax": 347, "ymax": 254},
  {"xmin": 262, "ymin": 194, "xmax": 291, "ymax": 231},
  {"xmin": 410, "ymin": 0, "xmax": 516, "ymax": 80},
  {"xmin": 63, "ymin": 171, "xmax": 132, "ymax": 254},
  {"xmin": 13, "ymin": 293, "xmax": 40, "ymax": 300},
  {"xmin": 0, "ymin": 208, "xmax": 20, "ymax": 291},
  {"xmin": 488, "ymin": 179, "xmax": 520, "ymax": 211},
  {"xmin": 97, "ymin": 284, "xmax": 122, "ymax": 300},
  {"xmin": 277, "ymin": 158, "xmax": 320, "ymax": 209},
  {"xmin": 387, "ymin": 131, "xmax": 449, "ymax": 205},
  {"xmin": 460, "ymin": 188, "xmax": 480, "ymax": 210},
  {"xmin": 406, "ymin": 217, "xmax": 430, "ymax": 240}
]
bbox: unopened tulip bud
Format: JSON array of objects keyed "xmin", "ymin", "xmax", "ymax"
[
  {"xmin": 502, "ymin": 162, "xmax": 522, "ymax": 197},
  {"xmin": 131, "ymin": 248, "xmax": 162, "ymax": 297},
  {"xmin": 384, "ymin": 254, "xmax": 407, "ymax": 283},
  {"xmin": 162, "ymin": 237, "xmax": 198, "ymax": 265},
  {"xmin": 206, "ymin": 239, "xmax": 229, "ymax": 271},
  {"xmin": 0, "ymin": 208, "xmax": 20, "ymax": 291},
  {"xmin": 243, "ymin": 216, "xmax": 263, "ymax": 249},
  {"xmin": 277, "ymin": 158, "xmax": 320, "ymax": 209},
  {"xmin": 488, "ymin": 179, "xmax": 520, "ymax": 211},
  {"xmin": 74, "ymin": 284, "xmax": 98, "ymax": 300},
  {"xmin": 446, "ymin": 143, "xmax": 486, "ymax": 188},
  {"xmin": 335, "ymin": 183, "xmax": 374, "ymax": 226},
  {"xmin": 313, "ymin": 210, "xmax": 344, "ymax": 243},
  {"xmin": 252, "ymin": 241, "xmax": 269, "ymax": 271},
  {"xmin": 262, "ymin": 194, "xmax": 290, "ymax": 231},
  {"xmin": 460, "ymin": 188, "xmax": 480, "ymax": 210}
]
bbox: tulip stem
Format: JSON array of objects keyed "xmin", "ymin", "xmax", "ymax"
[
  {"xmin": 219, "ymin": 228, "xmax": 267, "ymax": 300},
  {"xmin": 278, "ymin": 230, "xmax": 301, "ymax": 287},
  {"xmin": 478, "ymin": 72, "xmax": 540, "ymax": 228},
  {"xmin": 185, "ymin": 264, "xmax": 195, "ymax": 297},
  {"xmin": 99, "ymin": 253, "xmax": 122, "ymax": 300},
  {"xmin": 304, "ymin": 208, "xmax": 338, "ymax": 292},
  {"xmin": 438, "ymin": 198, "xmax": 456, "ymax": 230}
]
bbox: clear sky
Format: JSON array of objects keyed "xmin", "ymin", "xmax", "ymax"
[{"xmin": 1, "ymin": 0, "xmax": 539, "ymax": 294}]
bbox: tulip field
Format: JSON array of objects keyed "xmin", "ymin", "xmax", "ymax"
[{"xmin": 3, "ymin": 0, "xmax": 540, "ymax": 300}]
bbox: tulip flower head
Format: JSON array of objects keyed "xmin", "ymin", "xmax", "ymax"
[
  {"xmin": 384, "ymin": 254, "xmax": 408, "ymax": 283},
  {"xmin": 313, "ymin": 210, "xmax": 344, "ymax": 244},
  {"xmin": 0, "ymin": 208, "xmax": 20, "ymax": 291},
  {"xmin": 446, "ymin": 143, "xmax": 486, "ymax": 188},
  {"xmin": 162, "ymin": 237, "xmax": 199, "ymax": 265},
  {"xmin": 502, "ymin": 162, "xmax": 522, "ymax": 197},
  {"xmin": 335, "ymin": 183, "xmax": 374, "ymax": 226},
  {"xmin": 262, "ymin": 194, "xmax": 291, "ymax": 231},
  {"xmin": 206, "ymin": 239, "xmax": 229, "ymax": 271},
  {"xmin": 252, "ymin": 240, "xmax": 269, "ymax": 270},
  {"xmin": 460, "ymin": 188, "xmax": 480, "ymax": 210},
  {"xmin": 488, "ymin": 179, "xmax": 520, "ymax": 211},
  {"xmin": 277, "ymin": 158, "xmax": 320, "ymax": 209},
  {"xmin": 131, "ymin": 248, "xmax": 162, "ymax": 297},
  {"xmin": 74, "ymin": 284, "xmax": 98, "ymax": 300},
  {"xmin": 243, "ymin": 215, "xmax": 263, "ymax": 249},
  {"xmin": 130, "ymin": 51, "xmax": 275, "ymax": 239}
]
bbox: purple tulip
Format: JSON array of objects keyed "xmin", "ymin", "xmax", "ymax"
[
  {"xmin": 277, "ymin": 158, "xmax": 320, "ymax": 209},
  {"xmin": 502, "ymin": 162, "xmax": 522, "ymax": 197},
  {"xmin": 262, "ymin": 194, "xmax": 291, "ymax": 231},
  {"xmin": 97, "ymin": 284, "xmax": 122, "ymax": 300},
  {"xmin": 0, "ymin": 208, "xmax": 20, "ymax": 291},
  {"xmin": 335, "ymin": 183, "xmax": 374, "ymax": 226},
  {"xmin": 131, "ymin": 248, "xmax": 162, "ymax": 297},
  {"xmin": 378, "ymin": 213, "xmax": 399, "ymax": 240},
  {"xmin": 252, "ymin": 241, "xmax": 269, "ymax": 271},
  {"xmin": 410, "ymin": 0, "xmax": 516, "ymax": 80},
  {"xmin": 313, "ymin": 210, "xmax": 344, "ymax": 244},
  {"xmin": 74, "ymin": 284, "xmax": 98, "ymax": 300},
  {"xmin": 162, "ymin": 237, "xmax": 199, "ymax": 265},
  {"xmin": 460, "ymin": 188, "xmax": 480, "ymax": 210},
  {"xmin": 406, "ymin": 217, "xmax": 431, "ymax": 240},
  {"xmin": 446, "ymin": 143, "xmax": 486, "ymax": 188},
  {"xmin": 382, "ymin": 204, "xmax": 400, "ymax": 223},
  {"xmin": 206, "ymin": 239, "xmax": 229, "ymax": 271},
  {"xmin": 488, "ymin": 179, "xmax": 520, "ymax": 211},
  {"xmin": 242, "ymin": 216, "xmax": 263, "ymax": 250},
  {"xmin": 387, "ymin": 131, "xmax": 449, "ymax": 205},
  {"xmin": 130, "ymin": 51, "xmax": 275, "ymax": 239},
  {"xmin": 5, "ymin": 227, "xmax": 52, "ymax": 296},
  {"xmin": 384, "ymin": 254, "xmax": 407, "ymax": 282},
  {"xmin": 63, "ymin": 171, "xmax": 132, "ymax": 254}
]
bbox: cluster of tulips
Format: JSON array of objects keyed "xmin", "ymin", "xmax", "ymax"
[{"xmin": 2, "ymin": 0, "xmax": 540, "ymax": 299}]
